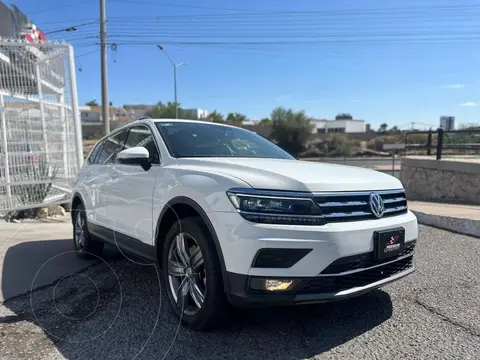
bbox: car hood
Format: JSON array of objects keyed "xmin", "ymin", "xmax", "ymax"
[{"xmin": 177, "ymin": 157, "xmax": 403, "ymax": 192}]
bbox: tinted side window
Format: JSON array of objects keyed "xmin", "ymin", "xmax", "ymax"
[
  {"xmin": 88, "ymin": 142, "xmax": 103, "ymax": 164},
  {"xmin": 124, "ymin": 125, "xmax": 160, "ymax": 164},
  {"xmin": 96, "ymin": 130, "xmax": 128, "ymax": 165}
]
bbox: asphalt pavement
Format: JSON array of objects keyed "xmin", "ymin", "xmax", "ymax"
[{"xmin": 0, "ymin": 224, "xmax": 479, "ymax": 360}]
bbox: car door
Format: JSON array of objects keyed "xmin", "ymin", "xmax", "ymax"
[
  {"xmin": 93, "ymin": 129, "xmax": 128, "ymax": 231},
  {"xmin": 106, "ymin": 124, "xmax": 162, "ymax": 248},
  {"xmin": 80, "ymin": 140, "xmax": 105, "ymax": 226}
]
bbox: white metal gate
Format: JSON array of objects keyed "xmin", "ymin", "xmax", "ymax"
[{"xmin": 0, "ymin": 38, "xmax": 83, "ymax": 212}]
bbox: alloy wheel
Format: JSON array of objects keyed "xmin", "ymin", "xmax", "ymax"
[
  {"xmin": 74, "ymin": 211, "xmax": 86, "ymax": 250},
  {"xmin": 167, "ymin": 232, "xmax": 206, "ymax": 315}
]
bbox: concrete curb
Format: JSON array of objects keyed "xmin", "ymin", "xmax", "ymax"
[{"xmin": 412, "ymin": 210, "xmax": 480, "ymax": 239}]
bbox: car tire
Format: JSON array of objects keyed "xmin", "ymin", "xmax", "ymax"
[
  {"xmin": 73, "ymin": 203, "xmax": 104, "ymax": 258},
  {"xmin": 162, "ymin": 216, "xmax": 229, "ymax": 331}
]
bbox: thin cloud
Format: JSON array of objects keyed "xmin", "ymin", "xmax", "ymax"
[
  {"xmin": 351, "ymin": 99, "xmax": 361, "ymax": 103},
  {"xmin": 444, "ymin": 84, "xmax": 465, "ymax": 89},
  {"xmin": 460, "ymin": 102, "xmax": 478, "ymax": 107}
]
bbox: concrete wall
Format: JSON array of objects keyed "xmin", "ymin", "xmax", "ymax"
[
  {"xmin": 345, "ymin": 120, "xmax": 365, "ymax": 133},
  {"xmin": 314, "ymin": 131, "xmax": 379, "ymax": 141},
  {"xmin": 400, "ymin": 157, "xmax": 480, "ymax": 205}
]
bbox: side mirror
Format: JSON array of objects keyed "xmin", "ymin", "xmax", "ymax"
[{"xmin": 116, "ymin": 147, "xmax": 151, "ymax": 171}]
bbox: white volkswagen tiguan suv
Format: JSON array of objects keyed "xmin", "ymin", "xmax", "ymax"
[{"xmin": 72, "ymin": 118, "xmax": 418, "ymax": 330}]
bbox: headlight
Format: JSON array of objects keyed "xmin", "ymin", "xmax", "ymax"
[{"xmin": 226, "ymin": 189, "xmax": 325, "ymax": 225}]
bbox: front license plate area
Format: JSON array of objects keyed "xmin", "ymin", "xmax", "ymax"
[{"xmin": 374, "ymin": 228, "xmax": 405, "ymax": 260}]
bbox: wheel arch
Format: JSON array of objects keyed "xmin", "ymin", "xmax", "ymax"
[{"xmin": 155, "ymin": 196, "xmax": 230, "ymax": 294}]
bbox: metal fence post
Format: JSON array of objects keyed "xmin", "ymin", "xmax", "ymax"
[
  {"xmin": 59, "ymin": 92, "xmax": 69, "ymax": 179},
  {"xmin": 427, "ymin": 129, "xmax": 432, "ymax": 156},
  {"xmin": 67, "ymin": 45, "xmax": 84, "ymax": 168},
  {"xmin": 0, "ymin": 94, "xmax": 12, "ymax": 209},
  {"xmin": 35, "ymin": 64, "xmax": 50, "ymax": 165},
  {"xmin": 436, "ymin": 128, "xmax": 444, "ymax": 160}
]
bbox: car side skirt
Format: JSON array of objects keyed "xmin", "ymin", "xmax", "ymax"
[{"xmin": 88, "ymin": 222, "xmax": 156, "ymax": 261}]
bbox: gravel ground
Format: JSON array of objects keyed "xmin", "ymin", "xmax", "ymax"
[{"xmin": 0, "ymin": 225, "xmax": 479, "ymax": 360}]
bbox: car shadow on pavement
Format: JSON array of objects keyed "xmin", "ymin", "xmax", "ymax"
[
  {"xmin": 1, "ymin": 239, "xmax": 97, "ymax": 302},
  {"xmin": 1, "ymin": 240, "xmax": 393, "ymax": 360}
]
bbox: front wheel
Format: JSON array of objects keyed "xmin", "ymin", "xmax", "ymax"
[{"xmin": 162, "ymin": 216, "xmax": 229, "ymax": 331}]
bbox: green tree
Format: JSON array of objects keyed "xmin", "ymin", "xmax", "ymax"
[
  {"xmin": 378, "ymin": 123, "xmax": 388, "ymax": 132},
  {"xmin": 390, "ymin": 125, "xmax": 401, "ymax": 133},
  {"xmin": 207, "ymin": 110, "xmax": 225, "ymax": 123},
  {"xmin": 86, "ymin": 100, "xmax": 98, "ymax": 106},
  {"xmin": 226, "ymin": 112, "xmax": 248, "ymax": 125},
  {"xmin": 145, "ymin": 101, "xmax": 197, "ymax": 120},
  {"xmin": 270, "ymin": 107, "xmax": 314, "ymax": 155}
]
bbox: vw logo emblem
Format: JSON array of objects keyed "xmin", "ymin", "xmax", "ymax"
[{"xmin": 369, "ymin": 193, "xmax": 385, "ymax": 218}]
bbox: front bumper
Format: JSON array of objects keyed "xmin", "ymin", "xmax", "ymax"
[
  {"xmin": 227, "ymin": 256, "xmax": 416, "ymax": 307},
  {"xmin": 210, "ymin": 210, "xmax": 418, "ymax": 277}
]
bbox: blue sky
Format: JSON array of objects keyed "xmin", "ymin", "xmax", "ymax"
[{"xmin": 12, "ymin": 0, "xmax": 480, "ymax": 129}]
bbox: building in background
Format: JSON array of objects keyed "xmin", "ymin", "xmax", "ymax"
[
  {"xmin": 80, "ymin": 106, "xmax": 129, "ymax": 124},
  {"xmin": 440, "ymin": 116, "xmax": 455, "ymax": 131},
  {"xmin": 183, "ymin": 108, "xmax": 209, "ymax": 119},
  {"xmin": 0, "ymin": 2, "xmax": 46, "ymax": 42},
  {"xmin": 313, "ymin": 113, "xmax": 365, "ymax": 134}
]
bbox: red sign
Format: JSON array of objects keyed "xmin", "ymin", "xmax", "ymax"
[{"xmin": 24, "ymin": 24, "xmax": 46, "ymax": 43}]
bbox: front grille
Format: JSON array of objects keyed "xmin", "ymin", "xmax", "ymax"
[
  {"xmin": 299, "ymin": 256, "xmax": 414, "ymax": 293},
  {"xmin": 321, "ymin": 240, "xmax": 416, "ymax": 274},
  {"xmin": 314, "ymin": 189, "xmax": 408, "ymax": 223},
  {"xmin": 252, "ymin": 248, "xmax": 312, "ymax": 268}
]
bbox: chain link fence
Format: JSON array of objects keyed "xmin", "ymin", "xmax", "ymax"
[{"xmin": 0, "ymin": 39, "xmax": 82, "ymax": 213}]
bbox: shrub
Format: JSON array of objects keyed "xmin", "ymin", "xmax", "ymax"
[{"xmin": 270, "ymin": 107, "xmax": 314, "ymax": 155}]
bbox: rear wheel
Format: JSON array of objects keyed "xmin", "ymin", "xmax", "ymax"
[
  {"xmin": 73, "ymin": 203, "xmax": 104, "ymax": 258},
  {"xmin": 162, "ymin": 216, "xmax": 229, "ymax": 331}
]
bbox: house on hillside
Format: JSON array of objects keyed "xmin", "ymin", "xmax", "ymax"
[{"xmin": 312, "ymin": 114, "xmax": 365, "ymax": 134}]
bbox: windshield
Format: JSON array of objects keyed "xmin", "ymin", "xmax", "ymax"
[{"xmin": 155, "ymin": 122, "xmax": 294, "ymax": 159}]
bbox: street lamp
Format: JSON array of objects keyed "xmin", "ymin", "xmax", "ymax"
[{"xmin": 157, "ymin": 45, "xmax": 186, "ymax": 119}]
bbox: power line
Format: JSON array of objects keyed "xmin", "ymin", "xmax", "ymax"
[
  {"xmin": 104, "ymin": 10, "xmax": 480, "ymax": 22},
  {"xmin": 116, "ymin": 3, "xmax": 480, "ymax": 17},
  {"xmin": 26, "ymin": 0, "xmax": 97, "ymax": 15},
  {"xmin": 42, "ymin": 18, "xmax": 99, "ymax": 26},
  {"xmin": 103, "ymin": 30, "xmax": 480, "ymax": 38},
  {"xmin": 44, "ymin": 21, "xmax": 99, "ymax": 35},
  {"xmin": 75, "ymin": 49, "xmax": 100, "ymax": 58},
  {"xmin": 109, "ymin": 0, "xmax": 258, "ymax": 12},
  {"xmin": 110, "ymin": 36, "xmax": 480, "ymax": 46}
]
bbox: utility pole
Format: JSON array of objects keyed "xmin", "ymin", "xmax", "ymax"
[
  {"xmin": 173, "ymin": 64, "xmax": 178, "ymax": 119},
  {"xmin": 100, "ymin": 0, "xmax": 109, "ymax": 134}
]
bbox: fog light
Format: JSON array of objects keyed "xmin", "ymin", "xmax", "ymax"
[
  {"xmin": 250, "ymin": 278, "xmax": 294, "ymax": 291},
  {"xmin": 265, "ymin": 279, "xmax": 293, "ymax": 291}
]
